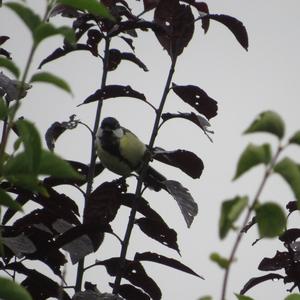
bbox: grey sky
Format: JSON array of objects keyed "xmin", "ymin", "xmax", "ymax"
[{"xmin": 1, "ymin": 1, "xmax": 300, "ymax": 299}]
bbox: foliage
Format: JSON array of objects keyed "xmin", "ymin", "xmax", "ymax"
[
  {"xmin": 214, "ymin": 110, "xmax": 300, "ymax": 300},
  {"xmin": 0, "ymin": 0, "xmax": 249, "ymax": 299}
]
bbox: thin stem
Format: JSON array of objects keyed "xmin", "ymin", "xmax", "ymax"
[
  {"xmin": 220, "ymin": 144, "xmax": 284, "ymax": 300},
  {"xmin": 75, "ymin": 37, "xmax": 110, "ymax": 292},
  {"xmin": 113, "ymin": 58, "xmax": 177, "ymax": 294}
]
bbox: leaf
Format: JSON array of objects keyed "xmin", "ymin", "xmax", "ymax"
[
  {"xmin": 153, "ymin": 148, "xmax": 204, "ymax": 179},
  {"xmin": 274, "ymin": 157, "xmax": 300, "ymax": 206},
  {"xmin": 255, "ymin": 202, "xmax": 286, "ymax": 238},
  {"xmin": 210, "ymin": 252, "xmax": 230, "ymax": 269},
  {"xmin": 154, "ymin": 0, "xmax": 194, "ymax": 60},
  {"xmin": 135, "ymin": 252, "xmax": 204, "ymax": 279},
  {"xmin": 289, "ymin": 131, "xmax": 300, "ymax": 146},
  {"xmin": 115, "ymin": 284, "xmax": 150, "ymax": 300},
  {"xmin": 0, "ymin": 57, "xmax": 20, "ymax": 78},
  {"xmin": 79, "ymin": 85, "xmax": 146, "ymax": 105},
  {"xmin": 108, "ymin": 259, "xmax": 162, "ymax": 300},
  {"xmin": 285, "ymin": 295, "xmax": 300, "ymax": 300},
  {"xmin": 0, "ymin": 36, "xmax": 10, "ymax": 46},
  {"xmin": 258, "ymin": 251, "xmax": 291, "ymax": 271},
  {"xmin": 45, "ymin": 116, "xmax": 79, "ymax": 151},
  {"xmin": 5, "ymin": 2, "xmax": 41, "ymax": 32},
  {"xmin": 240, "ymin": 273, "xmax": 284, "ymax": 295},
  {"xmin": 162, "ymin": 180, "xmax": 198, "ymax": 227},
  {"xmin": 244, "ymin": 111, "xmax": 285, "ymax": 139},
  {"xmin": 33, "ymin": 23, "xmax": 75, "ymax": 45},
  {"xmin": 16, "ymin": 119, "xmax": 42, "ymax": 173},
  {"xmin": 39, "ymin": 44, "xmax": 92, "ymax": 69},
  {"xmin": 203, "ymin": 14, "xmax": 248, "ymax": 50},
  {"xmin": 235, "ymin": 294, "xmax": 254, "ymax": 300},
  {"xmin": 198, "ymin": 297, "xmax": 212, "ymax": 300},
  {"xmin": 135, "ymin": 218, "xmax": 180, "ymax": 254},
  {"xmin": 172, "ymin": 84, "xmax": 218, "ymax": 120},
  {"xmin": 0, "ymin": 277, "xmax": 32, "ymax": 300},
  {"xmin": 161, "ymin": 112, "xmax": 214, "ymax": 141},
  {"xmin": 121, "ymin": 52, "xmax": 148, "ymax": 72},
  {"xmin": 39, "ymin": 150, "xmax": 83, "ymax": 179},
  {"xmin": 0, "ymin": 188, "xmax": 21, "ymax": 211},
  {"xmin": 219, "ymin": 195, "xmax": 248, "ymax": 239},
  {"xmin": 57, "ymin": 0, "xmax": 114, "ymax": 20},
  {"xmin": 30, "ymin": 72, "xmax": 72, "ymax": 95},
  {"xmin": 0, "ymin": 97, "xmax": 8, "ymax": 120},
  {"xmin": 233, "ymin": 143, "xmax": 271, "ymax": 180}
]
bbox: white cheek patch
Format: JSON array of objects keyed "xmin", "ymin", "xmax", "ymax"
[
  {"xmin": 97, "ymin": 128, "xmax": 103, "ymax": 138},
  {"xmin": 114, "ymin": 128, "xmax": 124, "ymax": 138}
]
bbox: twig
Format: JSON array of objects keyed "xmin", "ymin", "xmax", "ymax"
[
  {"xmin": 112, "ymin": 57, "xmax": 177, "ymax": 294},
  {"xmin": 75, "ymin": 37, "xmax": 111, "ymax": 292},
  {"xmin": 220, "ymin": 144, "xmax": 284, "ymax": 300}
]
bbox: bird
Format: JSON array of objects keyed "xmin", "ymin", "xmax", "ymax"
[{"xmin": 95, "ymin": 117, "xmax": 166, "ymax": 191}]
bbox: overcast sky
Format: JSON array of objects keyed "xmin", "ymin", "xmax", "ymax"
[{"xmin": 1, "ymin": 1, "xmax": 300, "ymax": 299}]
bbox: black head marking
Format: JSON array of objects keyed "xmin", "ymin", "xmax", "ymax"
[{"xmin": 101, "ymin": 117, "xmax": 120, "ymax": 130}]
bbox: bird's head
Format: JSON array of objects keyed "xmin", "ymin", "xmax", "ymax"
[{"xmin": 97, "ymin": 117, "xmax": 124, "ymax": 139}]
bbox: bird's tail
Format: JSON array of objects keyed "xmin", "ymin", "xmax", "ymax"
[{"xmin": 139, "ymin": 165, "xmax": 166, "ymax": 192}]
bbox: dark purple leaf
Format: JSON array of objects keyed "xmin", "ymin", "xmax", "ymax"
[
  {"xmin": 87, "ymin": 29, "xmax": 102, "ymax": 56},
  {"xmin": 135, "ymin": 252, "xmax": 204, "ymax": 279},
  {"xmin": 0, "ymin": 36, "xmax": 9, "ymax": 46},
  {"xmin": 79, "ymin": 85, "xmax": 146, "ymax": 105},
  {"xmin": 172, "ymin": 83, "xmax": 218, "ymax": 119},
  {"xmin": 0, "ymin": 48, "xmax": 11, "ymax": 59},
  {"xmin": 121, "ymin": 52, "xmax": 148, "ymax": 71},
  {"xmin": 154, "ymin": 0, "xmax": 194, "ymax": 59},
  {"xmin": 45, "ymin": 115, "xmax": 79, "ymax": 151},
  {"xmin": 110, "ymin": 283, "xmax": 150, "ymax": 300},
  {"xmin": 120, "ymin": 36, "xmax": 135, "ymax": 51},
  {"xmin": 49, "ymin": 4, "xmax": 80, "ymax": 18},
  {"xmin": 43, "ymin": 161, "xmax": 104, "ymax": 187},
  {"xmin": 38, "ymin": 44, "xmax": 92, "ymax": 68},
  {"xmin": 203, "ymin": 14, "xmax": 248, "ymax": 50},
  {"xmin": 121, "ymin": 193, "xmax": 165, "ymax": 223},
  {"xmin": 99, "ymin": 258, "xmax": 162, "ymax": 300},
  {"xmin": 162, "ymin": 180, "xmax": 198, "ymax": 227},
  {"xmin": 6, "ymin": 263, "xmax": 71, "ymax": 300},
  {"xmin": 143, "ymin": 0, "xmax": 160, "ymax": 11},
  {"xmin": 279, "ymin": 228, "xmax": 300, "ymax": 244},
  {"xmin": 108, "ymin": 49, "xmax": 122, "ymax": 71},
  {"xmin": 161, "ymin": 112, "xmax": 214, "ymax": 141},
  {"xmin": 83, "ymin": 180, "xmax": 122, "ymax": 250},
  {"xmin": 135, "ymin": 217, "xmax": 180, "ymax": 254},
  {"xmin": 153, "ymin": 148, "xmax": 204, "ymax": 178},
  {"xmin": 258, "ymin": 251, "xmax": 291, "ymax": 271},
  {"xmin": 182, "ymin": 1, "xmax": 210, "ymax": 32},
  {"xmin": 240, "ymin": 273, "xmax": 284, "ymax": 295},
  {"xmin": 108, "ymin": 20, "xmax": 165, "ymax": 37}
]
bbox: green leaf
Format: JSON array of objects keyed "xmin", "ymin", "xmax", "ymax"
[
  {"xmin": 235, "ymin": 294, "xmax": 254, "ymax": 300},
  {"xmin": 244, "ymin": 111, "xmax": 285, "ymax": 139},
  {"xmin": 198, "ymin": 297, "xmax": 213, "ymax": 300},
  {"xmin": 0, "ymin": 188, "xmax": 22, "ymax": 211},
  {"xmin": 285, "ymin": 294, "xmax": 300, "ymax": 300},
  {"xmin": 33, "ymin": 23, "xmax": 75, "ymax": 45},
  {"xmin": 219, "ymin": 195, "xmax": 248, "ymax": 239},
  {"xmin": 39, "ymin": 150, "xmax": 82, "ymax": 179},
  {"xmin": 57, "ymin": 0, "xmax": 114, "ymax": 20},
  {"xmin": 16, "ymin": 119, "xmax": 42, "ymax": 172},
  {"xmin": 0, "ymin": 97, "xmax": 8, "ymax": 120},
  {"xmin": 233, "ymin": 143, "xmax": 271, "ymax": 180},
  {"xmin": 274, "ymin": 157, "xmax": 300, "ymax": 207},
  {"xmin": 210, "ymin": 252, "xmax": 230, "ymax": 269},
  {"xmin": 30, "ymin": 72, "xmax": 72, "ymax": 95},
  {"xmin": 289, "ymin": 131, "xmax": 300, "ymax": 146},
  {"xmin": 5, "ymin": 2, "xmax": 41, "ymax": 32},
  {"xmin": 0, "ymin": 277, "xmax": 32, "ymax": 300},
  {"xmin": 0, "ymin": 57, "xmax": 20, "ymax": 78},
  {"xmin": 255, "ymin": 202, "xmax": 286, "ymax": 238}
]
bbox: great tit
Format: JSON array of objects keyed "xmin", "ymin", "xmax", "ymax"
[{"xmin": 95, "ymin": 117, "xmax": 165, "ymax": 190}]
